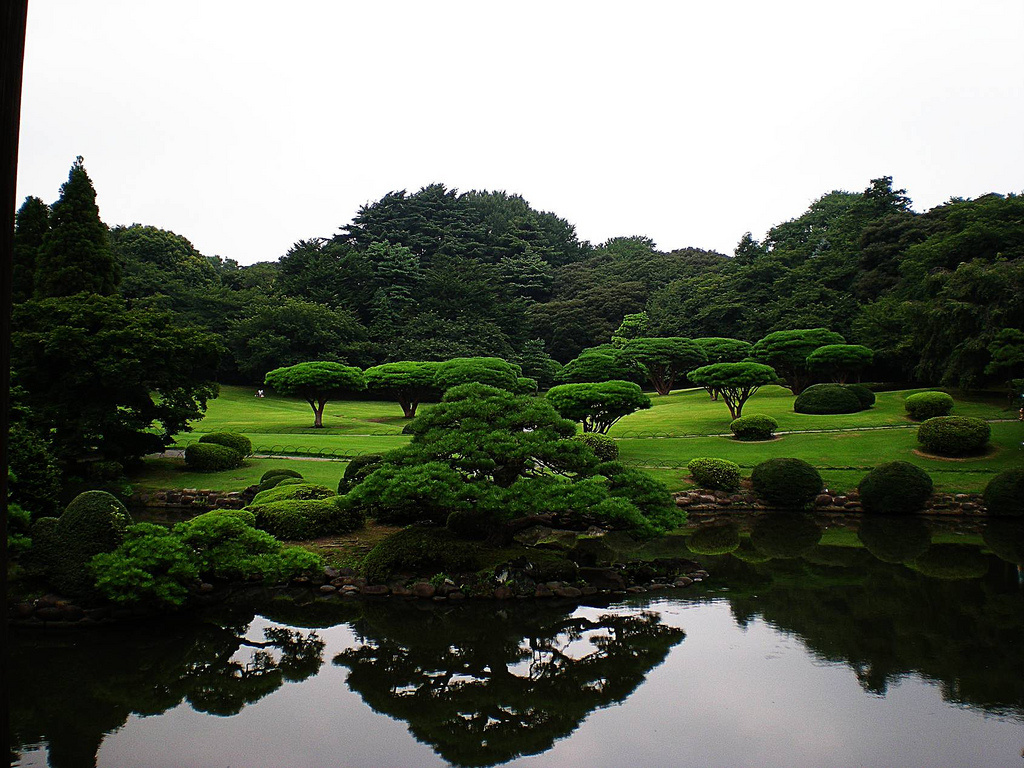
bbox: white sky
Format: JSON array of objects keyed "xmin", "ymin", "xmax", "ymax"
[{"xmin": 15, "ymin": 0, "xmax": 1024, "ymax": 265}]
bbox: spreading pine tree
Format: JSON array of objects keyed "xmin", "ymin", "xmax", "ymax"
[{"xmin": 34, "ymin": 156, "xmax": 120, "ymax": 298}]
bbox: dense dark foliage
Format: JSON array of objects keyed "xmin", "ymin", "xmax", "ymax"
[
  {"xmin": 751, "ymin": 458, "xmax": 823, "ymax": 508},
  {"xmin": 916, "ymin": 416, "xmax": 991, "ymax": 457},
  {"xmin": 857, "ymin": 461, "xmax": 934, "ymax": 515}
]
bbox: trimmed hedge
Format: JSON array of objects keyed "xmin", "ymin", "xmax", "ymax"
[
  {"xmin": 337, "ymin": 453, "xmax": 384, "ymax": 494},
  {"xmin": 917, "ymin": 416, "xmax": 991, "ymax": 457},
  {"xmin": 751, "ymin": 458, "xmax": 823, "ymax": 508},
  {"xmin": 858, "ymin": 461, "xmax": 933, "ymax": 515},
  {"xmin": 687, "ymin": 457, "xmax": 741, "ymax": 490},
  {"xmin": 730, "ymin": 414, "xmax": 778, "ymax": 441},
  {"xmin": 749, "ymin": 513, "xmax": 822, "ymax": 558},
  {"xmin": 362, "ymin": 526, "xmax": 479, "ymax": 585},
  {"xmin": 251, "ymin": 482, "xmax": 337, "ymax": 506},
  {"xmin": 912, "ymin": 544, "xmax": 988, "ymax": 580},
  {"xmin": 184, "ymin": 442, "xmax": 244, "ymax": 471},
  {"xmin": 198, "ymin": 432, "xmax": 253, "ymax": 458},
  {"xmin": 905, "ymin": 391, "xmax": 954, "ymax": 421},
  {"xmin": 49, "ymin": 491, "xmax": 133, "ymax": 597},
  {"xmin": 251, "ymin": 497, "xmax": 365, "ymax": 540},
  {"xmin": 793, "ymin": 383, "xmax": 863, "ymax": 414},
  {"xmin": 843, "ymin": 384, "xmax": 876, "ymax": 409},
  {"xmin": 573, "ymin": 433, "xmax": 620, "ymax": 462},
  {"xmin": 260, "ymin": 468, "xmax": 304, "ymax": 484},
  {"xmin": 857, "ymin": 517, "xmax": 931, "ymax": 563},
  {"xmin": 982, "ymin": 469, "xmax": 1024, "ymax": 517}
]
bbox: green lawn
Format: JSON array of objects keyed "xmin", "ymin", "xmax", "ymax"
[{"xmin": 139, "ymin": 383, "xmax": 1020, "ymax": 494}]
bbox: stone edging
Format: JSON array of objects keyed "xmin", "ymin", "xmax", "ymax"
[{"xmin": 674, "ymin": 488, "xmax": 988, "ymax": 515}]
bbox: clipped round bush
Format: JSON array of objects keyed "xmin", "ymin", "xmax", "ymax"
[
  {"xmin": 687, "ymin": 457, "xmax": 741, "ymax": 490},
  {"xmin": 793, "ymin": 383, "xmax": 863, "ymax": 414},
  {"xmin": 917, "ymin": 416, "xmax": 991, "ymax": 457},
  {"xmin": 362, "ymin": 526, "xmax": 479, "ymax": 584},
  {"xmin": 912, "ymin": 544, "xmax": 988, "ymax": 580},
  {"xmin": 730, "ymin": 414, "xmax": 778, "ymax": 441},
  {"xmin": 750, "ymin": 513, "xmax": 822, "ymax": 558},
  {"xmin": 251, "ymin": 497, "xmax": 364, "ymax": 540},
  {"xmin": 199, "ymin": 432, "xmax": 253, "ymax": 457},
  {"xmin": 730, "ymin": 538, "xmax": 772, "ymax": 564},
  {"xmin": 905, "ymin": 391, "xmax": 954, "ymax": 421},
  {"xmin": 261, "ymin": 468, "xmax": 303, "ymax": 484},
  {"xmin": 50, "ymin": 491, "xmax": 133, "ymax": 596},
  {"xmin": 843, "ymin": 384, "xmax": 876, "ymax": 409},
  {"xmin": 251, "ymin": 482, "xmax": 337, "ymax": 506},
  {"xmin": 751, "ymin": 458, "xmax": 823, "ymax": 508},
  {"xmin": 983, "ymin": 469, "xmax": 1024, "ymax": 517},
  {"xmin": 337, "ymin": 453, "xmax": 385, "ymax": 494},
  {"xmin": 184, "ymin": 442, "xmax": 244, "ymax": 471},
  {"xmin": 573, "ymin": 433, "xmax": 619, "ymax": 462},
  {"xmin": 858, "ymin": 461, "xmax": 933, "ymax": 515},
  {"xmin": 686, "ymin": 524, "xmax": 741, "ymax": 555},
  {"xmin": 857, "ymin": 517, "xmax": 931, "ymax": 563}
]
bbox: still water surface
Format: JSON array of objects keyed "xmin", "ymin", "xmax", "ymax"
[{"xmin": 10, "ymin": 517, "xmax": 1024, "ymax": 768}]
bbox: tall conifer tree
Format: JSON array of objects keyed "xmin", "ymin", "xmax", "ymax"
[
  {"xmin": 12, "ymin": 195, "xmax": 49, "ymax": 302},
  {"xmin": 34, "ymin": 156, "xmax": 120, "ymax": 297}
]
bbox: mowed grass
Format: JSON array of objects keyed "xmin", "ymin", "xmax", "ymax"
[{"xmin": 139, "ymin": 383, "xmax": 1020, "ymax": 494}]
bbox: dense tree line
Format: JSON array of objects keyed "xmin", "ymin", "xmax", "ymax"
[{"xmin": 11, "ymin": 159, "xmax": 1023, "ymax": 501}]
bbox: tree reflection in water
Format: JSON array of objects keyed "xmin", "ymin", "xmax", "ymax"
[
  {"xmin": 9, "ymin": 610, "xmax": 325, "ymax": 768},
  {"xmin": 333, "ymin": 603, "xmax": 685, "ymax": 767}
]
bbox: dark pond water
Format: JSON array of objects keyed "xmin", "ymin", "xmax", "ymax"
[{"xmin": 9, "ymin": 515, "xmax": 1024, "ymax": 768}]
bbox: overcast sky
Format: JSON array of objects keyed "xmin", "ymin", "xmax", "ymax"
[{"xmin": 15, "ymin": 1, "xmax": 1024, "ymax": 265}]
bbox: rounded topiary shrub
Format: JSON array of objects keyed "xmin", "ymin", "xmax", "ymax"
[
  {"xmin": 857, "ymin": 517, "xmax": 931, "ymax": 563},
  {"xmin": 251, "ymin": 497, "xmax": 364, "ymax": 540},
  {"xmin": 912, "ymin": 544, "xmax": 988, "ymax": 580},
  {"xmin": 751, "ymin": 458, "xmax": 823, "ymax": 508},
  {"xmin": 982, "ymin": 520, "xmax": 1024, "ymax": 564},
  {"xmin": 686, "ymin": 524, "xmax": 741, "ymax": 555},
  {"xmin": 905, "ymin": 391, "xmax": 954, "ymax": 421},
  {"xmin": 251, "ymin": 482, "xmax": 337, "ymax": 506},
  {"xmin": 917, "ymin": 416, "xmax": 991, "ymax": 457},
  {"xmin": 750, "ymin": 513, "xmax": 822, "ymax": 558},
  {"xmin": 730, "ymin": 414, "xmax": 778, "ymax": 441},
  {"xmin": 843, "ymin": 384, "xmax": 876, "ymax": 409},
  {"xmin": 362, "ymin": 526, "xmax": 479, "ymax": 584},
  {"xmin": 687, "ymin": 457, "xmax": 741, "ymax": 490},
  {"xmin": 199, "ymin": 432, "xmax": 253, "ymax": 458},
  {"xmin": 52, "ymin": 491, "xmax": 133, "ymax": 597},
  {"xmin": 858, "ymin": 461, "xmax": 933, "ymax": 515},
  {"xmin": 983, "ymin": 469, "xmax": 1024, "ymax": 517},
  {"xmin": 184, "ymin": 442, "xmax": 244, "ymax": 471},
  {"xmin": 338, "ymin": 453, "xmax": 385, "ymax": 494},
  {"xmin": 574, "ymin": 433, "xmax": 619, "ymax": 462},
  {"xmin": 261, "ymin": 468, "xmax": 303, "ymax": 484},
  {"xmin": 793, "ymin": 383, "xmax": 863, "ymax": 414}
]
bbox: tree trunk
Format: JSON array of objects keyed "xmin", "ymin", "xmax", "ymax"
[
  {"xmin": 312, "ymin": 399, "xmax": 326, "ymax": 428},
  {"xmin": 399, "ymin": 395, "xmax": 418, "ymax": 418}
]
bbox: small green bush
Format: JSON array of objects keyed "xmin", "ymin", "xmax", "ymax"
[
  {"xmin": 686, "ymin": 524, "xmax": 741, "ymax": 555},
  {"xmin": 199, "ymin": 432, "xmax": 253, "ymax": 457},
  {"xmin": 573, "ymin": 433, "xmax": 619, "ymax": 462},
  {"xmin": 337, "ymin": 453, "xmax": 384, "ymax": 494},
  {"xmin": 184, "ymin": 442, "xmax": 243, "ymax": 471},
  {"xmin": 982, "ymin": 520, "xmax": 1024, "ymax": 564},
  {"xmin": 91, "ymin": 523, "xmax": 200, "ymax": 607},
  {"xmin": 917, "ymin": 416, "xmax": 991, "ymax": 457},
  {"xmin": 912, "ymin": 544, "xmax": 988, "ymax": 580},
  {"xmin": 261, "ymin": 468, "xmax": 303, "ymax": 483},
  {"xmin": 843, "ymin": 384, "xmax": 876, "ymax": 409},
  {"xmin": 251, "ymin": 482, "xmax": 336, "ymax": 506},
  {"xmin": 362, "ymin": 526, "xmax": 479, "ymax": 584},
  {"xmin": 983, "ymin": 469, "xmax": 1024, "ymax": 517},
  {"xmin": 793, "ymin": 383, "xmax": 863, "ymax": 414},
  {"xmin": 730, "ymin": 414, "xmax": 778, "ymax": 441},
  {"xmin": 251, "ymin": 497, "xmax": 365, "ymax": 540},
  {"xmin": 687, "ymin": 457, "xmax": 741, "ymax": 490},
  {"xmin": 751, "ymin": 458, "xmax": 823, "ymax": 508},
  {"xmin": 49, "ymin": 491, "xmax": 134, "ymax": 597},
  {"xmin": 905, "ymin": 391, "xmax": 954, "ymax": 420},
  {"xmin": 858, "ymin": 461, "xmax": 933, "ymax": 515}
]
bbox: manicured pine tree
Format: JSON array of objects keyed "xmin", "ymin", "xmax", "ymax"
[
  {"xmin": 12, "ymin": 195, "xmax": 50, "ymax": 302},
  {"xmin": 34, "ymin": 156, "xmax": 120, "ymax": 298}
]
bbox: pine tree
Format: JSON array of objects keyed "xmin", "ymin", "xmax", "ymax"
[
  {"xmin": 34, "ymin": 156, "xmax": 120, "ymax": 298},
  {"xmin": 12, "ymin": 195, "xmax": 50, "ymax": 302}
]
